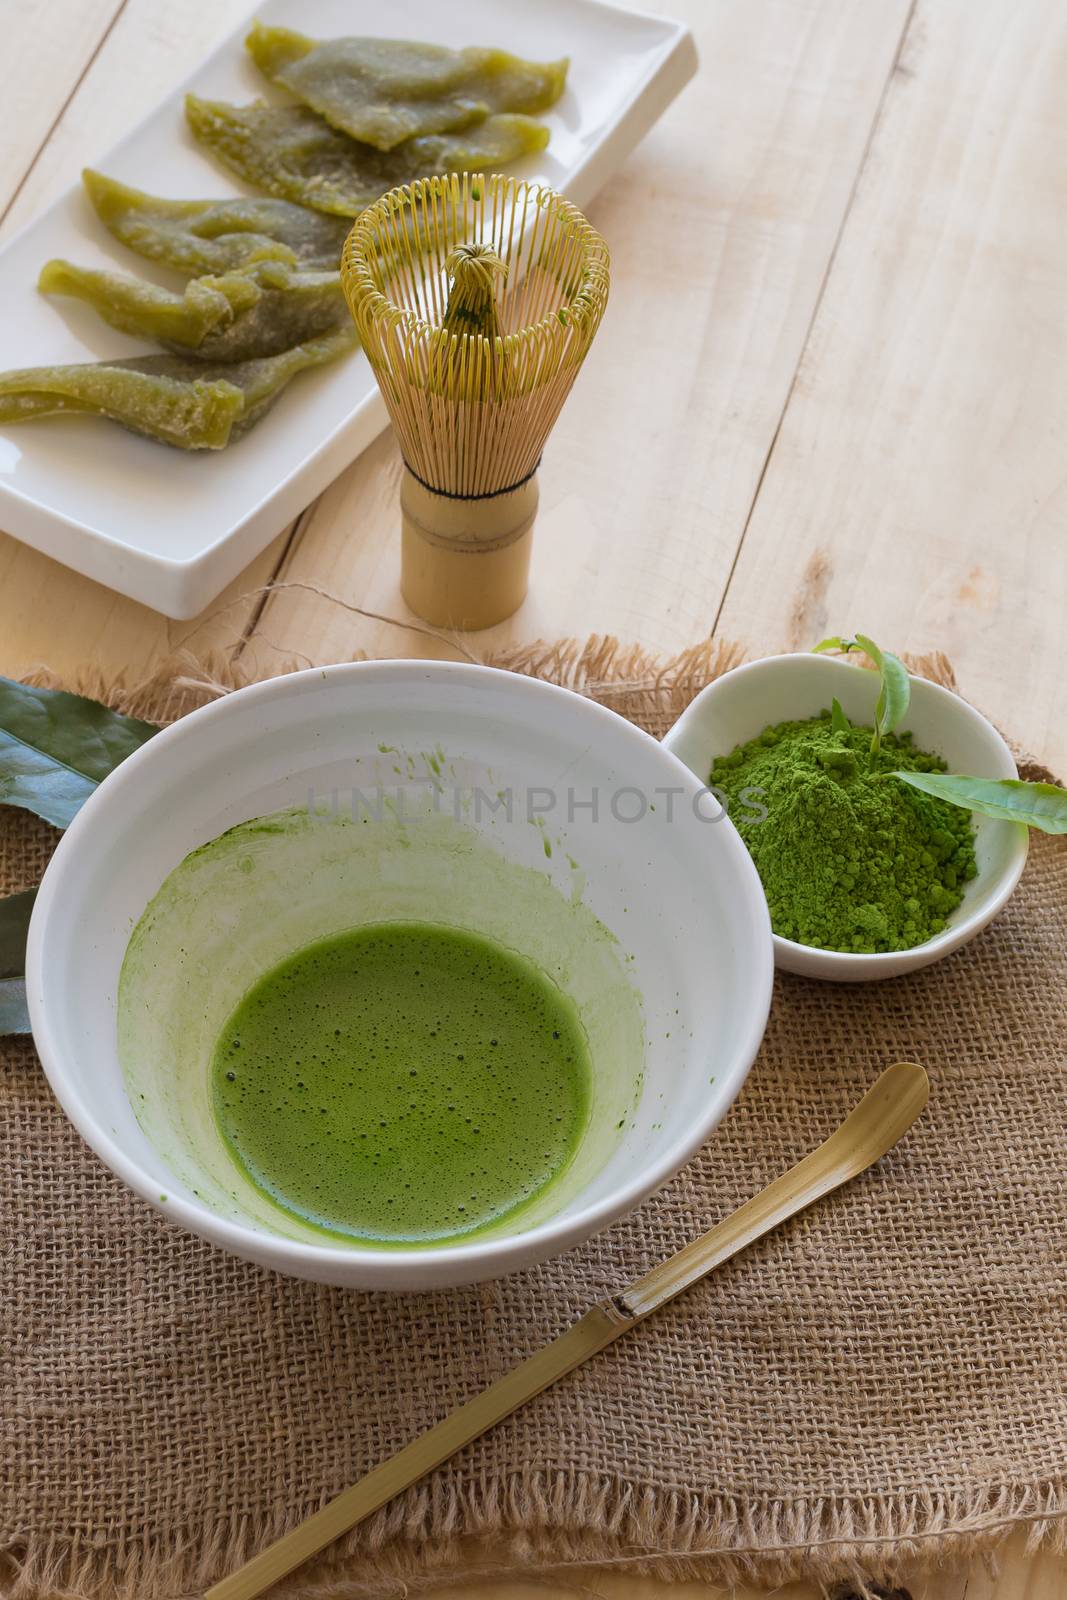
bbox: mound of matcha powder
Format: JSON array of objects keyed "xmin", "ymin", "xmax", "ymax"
[{"xmin": 710, "ymin": 712, "xmax": 977, "ymax": 953}]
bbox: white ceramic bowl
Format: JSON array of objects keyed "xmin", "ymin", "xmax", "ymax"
[
  {"xmin": 27, "ymin": 661, "xmax": 772, "ymax": 1289},
  {"xmin": 662, "ymin": 653, "xmax": 1028, "ymax": 982}
]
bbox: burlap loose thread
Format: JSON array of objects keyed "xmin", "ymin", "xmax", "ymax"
[{"xmin": 2, "ymin": 639, "xmax": 1065, "ymax": 1600}]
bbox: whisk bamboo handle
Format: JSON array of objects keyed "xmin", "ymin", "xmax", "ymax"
[
  {"xmin": 205, "ymin": 1062, "xmax": 927, "ymax": 1600},
  {"xmin": 400, "ymin": 467, "xmax": 537, "ymax": 629}
]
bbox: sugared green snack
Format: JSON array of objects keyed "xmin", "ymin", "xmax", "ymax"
[
  {"xmin": 710, "ymin": 712, "xmax": 977, "ymax": 953},
  {"xmin": 245, "ymin": 23, "xmax": 567, "ymax": 150},
  {"xmin": 39, "ymin": 257, "xmax": 347, "ymax": 362},
  {"xmin": 0, "ymin": 324, "xmax": 356, "ymax": 449},
  {"xmin": 186, "ymin": 95, "xmax": 550, "ymax": 216},
  {"xmin": 83, "ymin": 169, "xmax": 351, "ymax": 274}
]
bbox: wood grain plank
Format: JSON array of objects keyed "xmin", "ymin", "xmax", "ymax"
[
  {"xmin": 1, "ymin": 0, "xmax": 252, "ymax": 239},
  {"xmin": 0, "ymin": 0, "xmax": 296, "ymax": 683},
  {"xmin": 930, "ymin": 1531, "xmax": 1067, "ymax": 1599},
  {"xmin": 241, "ymin": 0, "xmax": 913, "ymax": 673},
  {"xmin": 0, "ymin": 0, "xmax": 123, "ymax": 217},
  {"xmin": 0, "ymin": 534, "xmax": 290, "ymax": 686},
  {"xmin": 714, "ymin": 0, "xmax": 1067, "ymax": 776}
]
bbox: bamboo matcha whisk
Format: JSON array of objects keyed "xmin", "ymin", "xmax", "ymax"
[{"xmin": 341, "ymin": 173, "xmax": 610, "ymax": 630}]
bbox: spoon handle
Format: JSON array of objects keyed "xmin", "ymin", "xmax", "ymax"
[
  {"xmin": 621, "ymin": 1058, "xmax": 928, "ymax": 1318},
  {"xmin": 206, "ymin": 1060, "xmax": 928, "ymax": 1600}
]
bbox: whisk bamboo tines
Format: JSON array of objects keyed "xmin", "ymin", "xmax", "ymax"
[{"xmin": 341, "ymin": 172, "xmax": 610, "ymax": 630}]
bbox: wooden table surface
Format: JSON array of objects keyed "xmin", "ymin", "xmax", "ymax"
[{"xmin": 3, "ymin": 1, "xmax": 1064, "ymax": 1596}]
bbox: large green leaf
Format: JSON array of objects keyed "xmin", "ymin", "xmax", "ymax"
[
  {"xmin": 0, "ymin": 977, "xmax": 30, "ymax": 1034},
  {"xmin": 0, "ymin": 889, "xmax": 36, "ymax": 1035},
  {"xmin": 0, "ymin": 887, "xmax": 35, "ymax": 978},
  {"xmin": 893, "ymin": 771, "xmax": 1067, "ymax": 833},
  {"xmin": 0, "ymin": 677, "xmax": 157, "ymax": 828}
]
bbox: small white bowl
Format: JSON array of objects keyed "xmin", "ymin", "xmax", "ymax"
[
  {"xmin": 662, "ymin": 653, "xmax": 1029, "ymax": 982},
  {"xmin": 26, "ymin": 661, "xmax": 772, "ymax": 1289}
]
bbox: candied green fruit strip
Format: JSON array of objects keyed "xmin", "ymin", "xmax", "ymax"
[
  {"xmin": 0, "ymin": 324, "xmax": 357, "ymax": 449},
  {"xmin": 39, "ymin": 257, "xmax": 347, "ymax": 362},
  {"xmin": 82, "ymin": 168, "xmax": 293, "ymax": 273},
  {"xmin": 245, "ymin": 21, "xmax": 314, "ymax": 74},
  {"xmin": 186, "ymin": 95, "xmax": 550, "ymax": 217},
  {"xmin": 219, "ymin": 323, "xmax": 358, "ymax": 434},
  {"xmin": 0, "ymin": 364, "xmax": 243, "ymax": 448},
  {"xmin": 82, "ymin": 169, "xmax": 351, "ymax": 275},
  {"xmin": 39, "ymin": 259, "xmax": 259, "ymax": 349},
  {"xmin": 245, "ymin": 23, "xmax": 567, "ymax": 150}
]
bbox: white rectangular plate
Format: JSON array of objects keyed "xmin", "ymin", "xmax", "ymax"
[{"xmin": 0, "ymin": 0, "xmax": 695, "ymax": 618}]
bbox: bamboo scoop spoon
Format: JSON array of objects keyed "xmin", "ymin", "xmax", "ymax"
[{"xmin": 207, "ymin": 1060, "xmax": 928, "ymax": 1600}]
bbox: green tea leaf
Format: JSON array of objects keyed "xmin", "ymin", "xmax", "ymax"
[
  {"xmin": 893, "ymin": 771, "xmax": 1067, "ymax": 834},
  {"xmin": 812, "ymin": 635, "xmax": 855, "ymax": 655},
  {"xmin": 853, "ymin": 633, "xmax": 911, "ymax": 753},
  {"xmin": 0, "ymin": 977, "xmax": 30, "ymax": 1035},
  {"xmin": 0, "ymin": 888, "xmax": 35, "ymax": 978},
  {"xmin": 0, "ymin": 678, "xmax": 157, "ymax": 828},
  {"xmin": 811, "ymin": 632, "xmax": 910, "ymax": 753},
  {"xmin": 830, "ymin": 697, "xmax": 850, "ymax": 734}
]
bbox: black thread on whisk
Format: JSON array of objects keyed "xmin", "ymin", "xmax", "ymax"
[{"xmin": 401, "ymin": 456, "xmax": 543, "ymax": 503}]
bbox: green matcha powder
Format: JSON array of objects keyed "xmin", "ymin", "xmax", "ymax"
[{"xmin": 710, "ymin": 713, "xmax": 977, "ymax": 953}]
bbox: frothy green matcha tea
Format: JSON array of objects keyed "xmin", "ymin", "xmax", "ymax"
[{"xmin": 210, "ymin": 921, "xmax": 592, "ymax": 1245}]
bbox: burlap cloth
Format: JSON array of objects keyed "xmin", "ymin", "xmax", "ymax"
[{"xmin": 2, "ymin": 640, "xmax": 1065, "ymax": 1599}]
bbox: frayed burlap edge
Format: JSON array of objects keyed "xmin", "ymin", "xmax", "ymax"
[
  {"xmin": 12, "ymin": 632, "xmax": 749, "ymax": 724},
  {"xmin": 3, "ymin": 635, "xmax": 1061, "ymax": 1600},
  {"xmin": 11, "ymin": 635, "xmax": 955, "ymax": 730},
  {"xmin": 5, "ymin": 1471, "xmax": 1067, "ymax": 1600},
  {"xmin": 15, "ymin": 636, "xmax": 1053, "ymax": 783}
]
